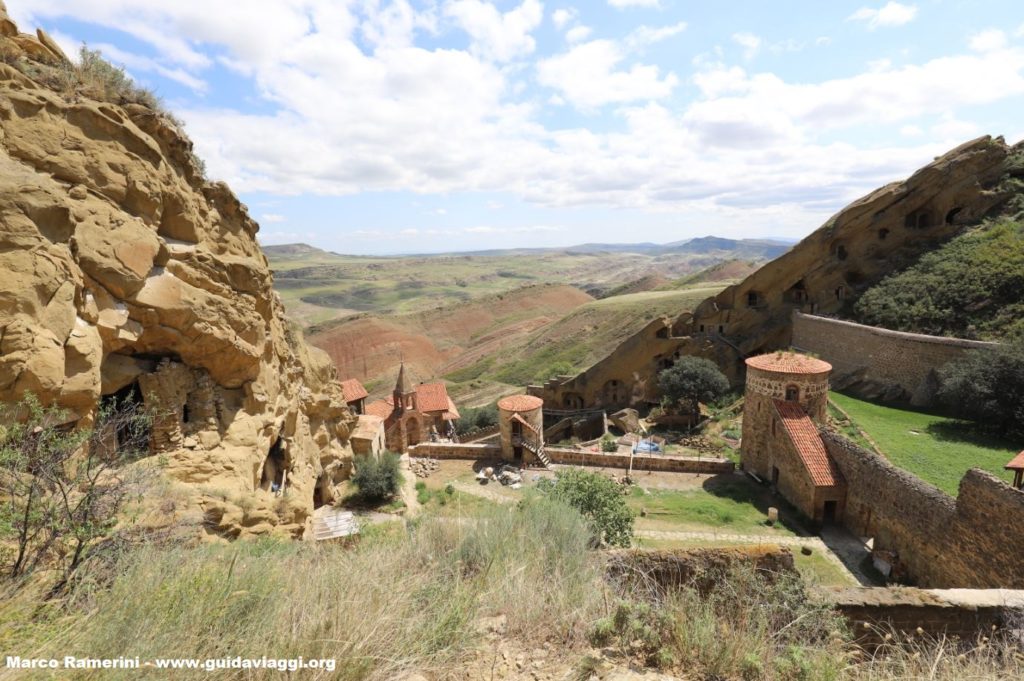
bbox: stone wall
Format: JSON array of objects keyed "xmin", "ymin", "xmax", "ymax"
[
  {"xmin": 819, "ymin": 587, "xmax": 1024, "ymax": 644},
  {"xmin": 792, "ymin": 312, "xmax": 997, "ymax": 405},
  {"xmin": 823, "ymin": 433, "xmax": 1024, "ymax": 588},
  {"xmin": 545, "ymin": 448, "xmax": 734, "ymax": 474},
  {"xmin": 407, "ymin": 443, "xmax": 501, "ymax": 460}
]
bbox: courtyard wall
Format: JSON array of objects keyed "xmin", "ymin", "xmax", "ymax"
[
  {"xmin": 792, "ymin": 312, "xmax": 996, "ymax": 405},
  {"xmin": 822, "ymin": 432, "xmax": 1024, "ymax": 588}
]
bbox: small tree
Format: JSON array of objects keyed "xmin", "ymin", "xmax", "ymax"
[
  {"xmin": 937, "ymin": 339, "xmax": 1024, "ymax": 436},
  {"xmin": 0, "ymin": 394, "xmax": 154, "ymax": 585},
  {"xmin": 658, "ymin": 356, "xmax": 730, "ymax": 414},
  {"xmin": 350, "ymin": 453, "xmax": 402, "ymax": 504},
  {"xmin": 540, "ymin": 468, "xmax": 634, "ymax": 547}
]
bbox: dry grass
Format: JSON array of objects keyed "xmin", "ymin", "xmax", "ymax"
[{"xmin": 2, "ymin": 498, "xmax": 1022, "ymax": 680}]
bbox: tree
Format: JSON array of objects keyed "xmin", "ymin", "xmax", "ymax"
[
  {"xmin": 0, "ymin": 394, "xmax": 155, "ymax": 586},
  {"xmin": 540, "ymin": 468, "xmax": 634, "ymax": 547},
  {"xmin": 658, "ymin": 356, "xmax": 730, "ymax": 414},
  {"xmin": 350, "ymin": 452, "xmax": 402, "ymax": 504},
  {"xmin": 937, "ymin": 338, "xmax": 1024, "ymax": 436}
]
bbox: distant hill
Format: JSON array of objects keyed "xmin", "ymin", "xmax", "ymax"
[{"xmin": 262, "ymin": 243, "xmax": 333, "ymax": 256}]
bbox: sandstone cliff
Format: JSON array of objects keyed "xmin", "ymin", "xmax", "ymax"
[
  {"xmin": 534, "ymin": 135, "xmax": 1023, "ymax": 409},
  {"xmin": 0, "ymin": 7, "xmax": 355, "ymax": 539}
]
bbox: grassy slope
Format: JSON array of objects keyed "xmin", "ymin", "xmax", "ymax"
[
  {"xmin": 851, "ymin": 216, "xmax": 1024, "ymax": 341},
  {"xmin": 829, "ymin": 392, "xmax": 1017, "ymax": 495}
]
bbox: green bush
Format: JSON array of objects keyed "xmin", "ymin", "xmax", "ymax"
[
  {"xmin": 937, "ymin": 338, "xmax": 1024, "ymax": 436},
  {"xmin": 350, "ymin": 453, "xmax": 402, "ymax": 504},
  {"xmin": 658, "ymin": 356, "xmax": 730, "ymax": 413},
  {"xmin": 455, "ymin": 403, "xmax": 499, "ymax": 435},
  {"xmin": 539, "ymin": 468, "xmax": 634, "ymax": 547},
  {"xmin": 601, "ymin": 435, "xmax": 619, "ymax": 452},
  {"xmin": 853, "ymin": 219, "xmax": 1024, "ymax": 340}
]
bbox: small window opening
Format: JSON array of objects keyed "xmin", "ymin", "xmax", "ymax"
[
  {"xmin": 878, "ymin": 228, "xmax": 889, "ymax": 240},
  {"xmin": 785, "ymin": 385, "xmax": 800, "ymax": 401},
  {"xmin": 835, "ymin": 286, "xmax": 846, "ymax": 301}
]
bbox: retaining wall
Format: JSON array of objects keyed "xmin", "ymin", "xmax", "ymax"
[
  {"xmin": 792, "ymin": 312, "xmax": 996, "ymax": 405},
  {"xmin": 819, "ymin": 587, "xmax": 1024, "ymax": 643},
  {"xmin": 545, "ymin": 448, "xmax": 734, "ymax": 474},
  {"xmin": 408, "ymin": 443, "xmax": 501, "ymax": 460}
]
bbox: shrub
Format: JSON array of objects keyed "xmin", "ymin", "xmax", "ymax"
[
  {"xmin": 658, "ymin": 356, "xmax": 730, "ymax": 414},
  {"xmin": 937, "ymin": 338, "xmax": 1024, "ymax": 436},
  {"xmin": 601, "ymin": 435, "xmax": 619, "ymax": 452},
  {"xmin": 0, "ymin": 394, "xmax": 156, "ymax": 588},
  {"xmin": 539, "ymin": 468, "xmax": 634, "ymax": 547},
  {"xmin": 350, "ymin": 453, "xmax": 402, "ymax": 504},
  {"xmin": 455, "ymin": 403, "xmax": 499, "ymax": 435}
]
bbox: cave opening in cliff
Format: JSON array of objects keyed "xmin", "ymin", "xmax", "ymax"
[
  {"xmin": 313, "ymin": 472, "xmax": 329, "ymax": 509},
  {"xmin": 831, "ymin": 242, "xmax": 848, "ymax": 261},
  {"xmin": 99, "ymin": 380, "xmax": 151, "ymax": 452},
  {"xmin": 945, "ymin": 206, "xmax": 963, "ymax": 224},
  {"xmin": 878, "ymin": 228, "xmax": 889, "ymax": 240},
  {"xmin": 785, "ymin": 280, "xmax": 808, "ymax": 304},
  {"xmin": 260, "ymin": 437, "xmax": 288, "ymax": 493}
]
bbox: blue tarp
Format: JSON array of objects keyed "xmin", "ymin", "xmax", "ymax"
[{"xmin": 634, "ymin": 440, "xmax": 661, "ymax": 453}]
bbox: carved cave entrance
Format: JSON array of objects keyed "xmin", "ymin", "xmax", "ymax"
[
  {"xmin": 260, "ymin": 437, "xmax": 288, "ymax": 493},
  {"xmin": 100, "ymin": 380, "xmax": 151, "ymax": 452}
]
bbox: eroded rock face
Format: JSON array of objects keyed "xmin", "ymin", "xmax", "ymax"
[{"xmin": 0, "ymin": 13, "xmax": 355, "ymax": 539}]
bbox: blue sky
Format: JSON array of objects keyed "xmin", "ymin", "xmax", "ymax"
[{"xmin": 11, "ymin": 1, "xmax": 1024, "ymax": 254}]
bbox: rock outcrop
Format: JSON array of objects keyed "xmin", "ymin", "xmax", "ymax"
[
  {"xmin": 0, "ymin": 8, "xmax": 355, "ymax": 539},
  {"xmin": 533, "ymin": 135, "xmax": 1023, "ymax": 409}
]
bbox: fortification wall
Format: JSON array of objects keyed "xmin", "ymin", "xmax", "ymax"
[
  {"xmin": 792, "ymin": 312, "xmax": 996, "ymax": 405},
  {"xmin": 822, "ymin": 433, "xmax": 1024, "ymax": 588}
]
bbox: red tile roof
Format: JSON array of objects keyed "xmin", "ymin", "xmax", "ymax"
[
  {"xmin": 416, "ymin": 382, "xmax": 454, "ymax": 414},
  {"xmin": 340, "ymin": 378, "xmax": 368, "ymax": 403},
  {"xmin": 510, "ymin": 412, "xmax": 540, "ymax": 435},
  {"xmin": 1006, "ymin": 450, "xmax": 1024, "ymax": 471},
  {"xmin": 443, "ymin": 397, "xmax": 461, "ymax": 421},
  {"xmin": 498, "ymin": 394, "xmax": 544, "ymax": 412},
  {"xmin": 773, "ymin": 400, "xmax": 843, "ymax": 488},
  {"xmin": 747, "ymin": 352, "xmax": 832, "ymax": 375},
  {"xmin": 365, "ymin": 399, "xmax": 394, "ymax": 419}
]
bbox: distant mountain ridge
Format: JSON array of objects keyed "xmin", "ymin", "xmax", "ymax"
[{"xmin": 263, "ymin": 236, "xmax": 795, "ymax": 259}]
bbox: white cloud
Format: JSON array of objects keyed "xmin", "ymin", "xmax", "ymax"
[
  {"xmin": 537, "ymin": 39, "xmax": 679, "ymax": 109},
  {"xmin": 815, "ymin": 36, "xmax": 832, "ymax": 46},
  {"xmin": 552, "ymin": 8, "xmax": 576, "ymax": 30},
  {"xmin": 931, "ymin": 113, "xmax": 980, "ymax": 141},
  {"xmin": 14, "ymin": 0, "xmax": 1024, "ymax": 242},
  {"xmin": 1017, "ymin": 23, "xmax": 1024, "ymax": 38},
  {"xmin": 732, "ymin": 32, "xmax": 761, "ymax": 60},
  {"xmin": 566, "ymin": 25, "xmax": 592, "ymax": 43},
  {"xmin": 626, "ymin": 21, "xmax": 687, "ymax": 49},
  {"xmin": 94, "ymin": 42, "xmax": 208, "ymax": 92},
  {"xmin": 444, "ymin": 0, "xmax": 543, "ymax": 62},
  {"xmin": 847, "ymin": 2, "xmax": 918, "ymax": 29},
  {"xmin": 899, "ymin": 124, "xmax": 923, "ymax": 137},
  {"xmin": 969, "ymin": 29, "xmax": 1007, "ymax": 53},
  {"xmin": 607, "ymin": 0, "xmax": 661, "ymax": 8},
  {"xmin": 260, "ymin": 213, "xmax": 287, "ymax": 223}
]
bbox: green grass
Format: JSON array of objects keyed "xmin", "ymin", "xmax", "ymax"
[
  {"xmin": 829, "ymin": 392, "xmax": 1017, "ymax": 495},
  {"xmin": 627, "ymin": 477, "xmax": 804, "ymax": 536}
]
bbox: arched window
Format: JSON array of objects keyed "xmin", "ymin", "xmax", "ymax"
[{"xmin": 785, "ymin": 385, "xmax": 799, "ymax": 401}]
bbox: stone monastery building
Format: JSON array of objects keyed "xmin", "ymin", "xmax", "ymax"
[
  {"xmin": 741, "ymin": 351, "xmax": 846, "ymax": 525},
  {"xmin": 365, "ymin": 363, "xmax": 460, "ymax": 452}
]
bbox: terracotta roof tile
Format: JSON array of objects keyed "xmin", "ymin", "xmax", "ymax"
[
  {"xmin": 510, "ymin": 412, "xmax": 540, "ymax": 435},
  {"xmin": 1006, "ymin": 450, "xmax": 1024, "ymax": 471},
  {"xmin": 746, "ymin": 352, "xmax": 832, "ymax": 375},
  {"xmin": 416, "ymin": 382, "xmax": 454, "ymax": 414},
  {"xmin": 340, "ymin": 378, "xmax": 368, "ymax": 403},
  {"xmin": 774, "ymin": 400, "xmax": 843, "ymax": 488},
  {"xmin": 497, "ymin": 394, "xmax": 544, "ymax": 412},
  {"xmin": 365, "ymin": 400, "xmax": 394, "ymax": 419}
]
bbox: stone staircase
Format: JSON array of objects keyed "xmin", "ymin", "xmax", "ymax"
[{"xmin": 515, "ymin": 435, "xmax": 552, "ymax": 469}]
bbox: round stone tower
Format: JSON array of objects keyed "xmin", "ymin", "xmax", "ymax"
[
  {"xmin": 497, "ymin": 394, "xmax": 544, "ymax": 465},
  {"xmin": 741, "ymin": 351, "xmax": 831, "ymax": 479}
]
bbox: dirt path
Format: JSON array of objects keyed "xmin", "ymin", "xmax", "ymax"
[{"xmin": 399, "ymin": 454, "xmax": 423, "ymax": 516}]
